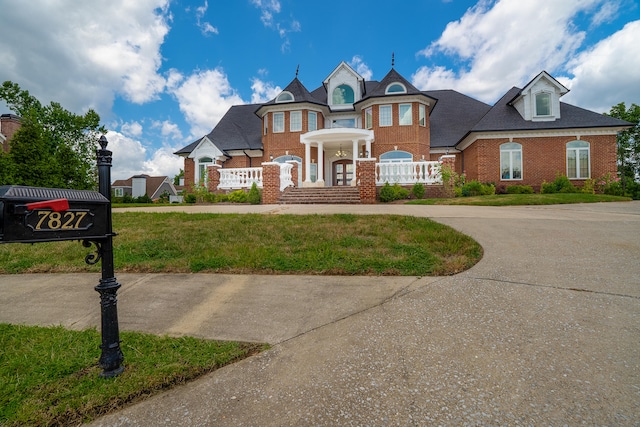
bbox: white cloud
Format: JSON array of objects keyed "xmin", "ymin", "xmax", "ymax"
[
  {"xmin": 121, "ymin": 121, "xmax": 143, "ymax": 137},
  {"xmin": 169, "ymin": 68, "xmax": 244, "ymax": 139},
  {"xmin": 349, "ymin": 56, "xmax": 373, "ymax": 80},
  {"xmin": 143, "ymin": 146, "xmax": 184, "ymax": 178},
  {"xmin": 106, "ymin": 131, "xmax": 148, "ymax": 180},
  {"xmin": 251, "ymin": 0, "xmax": 281, "ymax": 27},
  {"xmin": 250, "ymin": 78, "xmax": 281, "ymax": 104},
  {"xmin": 195, "ymin": 0, "xmax": 219, "ymax": 36},
  {"xmin": 560, "ymin": 20, "xmax": 640, "ymax": 113},
  {"xmin": 0, "ymin": 0, "xmax": 171, "ymax": 115},
  {"xmin": 152, "ymin": 120, "xmax": 184, "ymax": 140},
  {"xmin": 250, "ymin": 0, "xmax": 299, "ymax": 52},
  {"xmin": 412, "ymin": 0, "xmax": 609, "ymax": 103}
]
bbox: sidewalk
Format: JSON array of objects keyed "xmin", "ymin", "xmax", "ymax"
[{"xmin": 1, "ymin": 202, "xmax": 639, "ymax": 425}]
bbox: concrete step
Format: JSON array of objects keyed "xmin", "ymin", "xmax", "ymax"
[{"xmin": 278, "ymin": 187, "xmax": 361, "ymax": 204}]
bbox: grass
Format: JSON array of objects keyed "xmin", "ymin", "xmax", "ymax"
[
  {"xmin": 407, "ymin": 193, "xmax": 631, "ymax": 206},
  {"xmin": 0, "ymin": 323, "xmax": 264, "ymax": 426},
  {"xmin": 0, "ymin": 213, "xmax": 483, "ymax": 276}
]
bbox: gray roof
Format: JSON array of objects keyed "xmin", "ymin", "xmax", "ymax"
[
  {"xmin": 364, "ymin": 68, "xmax": 424, "ymax": 99},
  {"xmin": 174, "ymin": 104, "xmax": 263, "ymax": 156},
  {"xmin": 264, "ymin": 78, "xmax": 324, "ymax": 106},
  {"xmin": 470, "ymin": 87, "xmax": 631, "ymax": 134},
  {"xmin": 424, "ymin": 90, "xmax": 491, "ymax": 148}
]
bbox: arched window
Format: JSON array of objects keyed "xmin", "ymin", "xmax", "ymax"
[
  {"xmin": 380, "ymin": 150, "xmax": 413, "ymax": 163},
  {"xmin": 567, "ymin": 141, "xmax": 590, "ymax": 179},
  {"xmin": 332, "ymin": 84, "xmax": 354, "ymax": 105},
  {"xmin": 386, "ymin": 83, "xmax": 406, "ymax": 94},
  {"xmin": 500, "ymin": 142, "xmax": 522, "ymax": 180},
  {"xmin": 276, "ymin": 91, "xmax": 294, "ymax": 103},
  {"xmin": 198, "ymin": 157, "xmax": 213, "ymax": 184}
]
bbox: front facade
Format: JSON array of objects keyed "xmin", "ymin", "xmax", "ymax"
[{"xmin": 175, "ymin": 62, "xmax": 630, "ymax": 195}]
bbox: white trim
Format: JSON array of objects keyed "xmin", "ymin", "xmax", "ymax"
[
  {"xmin": 385, "ymin": 82, "xmax": 407, "ymax": 94},
  {"xmin": 276, "ymin": 91, "xmax": 294, "ymax": 103}
]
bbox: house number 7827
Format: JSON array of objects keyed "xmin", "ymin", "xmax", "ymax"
[{"xmin": 30, "ymin": 210, "xmax": 92, "ymax": 231}]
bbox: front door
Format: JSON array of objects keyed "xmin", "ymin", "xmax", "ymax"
[{"xmin": 333, "ymin": 160, "xmax": 353, "ymax": 186}]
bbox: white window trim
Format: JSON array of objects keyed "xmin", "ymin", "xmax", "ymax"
[
  {"xmin": 566, "ymin": 141, "xmax": 591, "ymax": 179},
  {"xmin": 273, "ymin": 112, "xmax": 284, "ymax": 133},
  {"xmin": 500, "ymin": 143, "xmax": 523, "ymax": 181},
  {"xmin": 419, "ymin": 104, "xmax": 426, "ymax": 127},
  {"xmin": 365, "ymin": 107, "xmax": 372, "ymax": 129},
  {"xmin": 534, "ymin": 91, "xmax": 552, "ymax": 117},
  {"xmin": 276, "ymin": 91, "xmax": 294, "ymax": 103},
  {"xmin": 399, "ymin": 104, "xmax": 412, "ymax": 126},
  {"xmin": 379, "ymin": 105, "xmax": 392, "ymax": 127},
  {"xmin": 114, "ymin": 188, "xmax": 124, "ymax": 197},
  {"xmin": 308, "ymin": 111, "xmax": 317, "ymax": 131},
  {"xmin": 290, "ymin": 111, "xmax": 302, "ymax": 132},
  {"xmin": 385, "ymin": 83, "xmax": 406, "ymax": 94}
]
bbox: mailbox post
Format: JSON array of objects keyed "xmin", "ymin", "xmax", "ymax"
[
  {"xmin": 93, "ymin": 135, "xmax": 124, "ymax": 378},
  {"xmin": 0, "ymin": 135, "xmax": 124, "ymax": 378}
]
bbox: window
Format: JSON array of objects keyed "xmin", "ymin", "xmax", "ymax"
[
  {"xmin": 276, "ymin": 91, "xmax": 294, "ymax": 103},
  {"xmin": 290, "ymin": 111, "xmax": 302, "ymax": 132},
  {"xmin": 198, "ymin": 157, "xmax": 213, "ymax": 184},
  {"xmin": 273, "ymin": 112, "xmax": 284, "ymax": 133},
  {"xmin": 419, "ymin": 104, "xmax": 426, "ymax": 127},
  {"xmin": 309, "ymin": 163, "xmax": 317, "ymax": 183},
  {"xmin": 500, "ymin": 143, "xmax": 522, "ymax": 180},
  {"xmin": 535, "ymin": 92, "xmax": 551, "ymax": 116},
  {"xmin": 332, "ymin": 118, "xmax": 356, "ymax": 128},
  {"xmin": 399, "ymin": 104, "xmax": 412, "ymax": 126},
  {"xmin": 308, "ymin": 111, "xmax": 317, "ymax": 131},
  {"xmin": 380, "ymin": 150, "xmax": 412, "ymax": 162},
  {"xmin": 379, "ymin": 105, "xmax": 392, "ymax": 127},
  {"xmin": 567, "ymin": 141, "xmax": 590, "ymax": 179},
  {"xmin": 114, "ymin": 188, "xmax": 124, "ymax": 197},
  {"xmin": 386, "ymin": 83, "xmax": 406, "ymax": 94},
  {"xmin": 365, "ymin": 107, "xmax": 372, "ymax": 129},
  {"xmin": 332, "ymin": 84, "xmax": 354, "ymax": 104},
  {"xmin": 264, "ymin": 116, "xmax": 268, "ymax": 135}
]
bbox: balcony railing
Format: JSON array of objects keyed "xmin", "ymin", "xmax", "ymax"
[
  {"xmin": 218, "ymin": 167, "xmax": 263, "ymax": 190},
  {"xmin": 375, "ymin": 161, "xmax": 441, "ymax": 185}
]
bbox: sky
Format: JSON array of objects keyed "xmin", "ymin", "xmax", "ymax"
[{"xmin": 1, "ymin": 0, "xmax": 639, "ymax": 182}]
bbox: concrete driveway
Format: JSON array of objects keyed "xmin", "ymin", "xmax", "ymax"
[{"xmin": 1, "ymin": 202, "xmax": 638, "ymax": 425}]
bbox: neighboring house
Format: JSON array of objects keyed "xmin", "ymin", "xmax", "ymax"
[
  {"xmin": 1, "ymin": 114, "xmax": 21, "ymax": 153},
  {"xmin": 111, "ymin": 175, "xmax": 179, "ymax": 201},
  {"xmin": 175, "ymin": 62, "xmax": 631, "ymax": 193}
]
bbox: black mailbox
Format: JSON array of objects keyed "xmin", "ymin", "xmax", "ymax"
[{"xmin": 0, "ymin": 185, "xmax": 111, "ymax": 244}]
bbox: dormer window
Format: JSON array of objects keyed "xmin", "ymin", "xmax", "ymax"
[
  {"xmin": 332, "ymin": 84, "xmax": 354, "ymax": 105},
  {"xmin": 276, "ymin": 91, "xmax": 294, "ymax": 103},
  {"xmin": 386, "ymin": 83, "xmax": 406, "ymax": 94},
  {"xmin": 535, "ymin": 92, "xmax": 551, "ymax": 116}
]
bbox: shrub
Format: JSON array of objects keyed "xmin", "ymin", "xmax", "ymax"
[
  {"xmin": 184, "ymin": 194, "xmax": 196, "ymax": 204},
  {"xmin": 228, "ymin": 189, "xmax": 248, "ymax": 203},
  {"xmin": 460, "ymin": 180, "xmax": 495, "ymax": 197},
  {"xmin": 379, "ymin": 182, "xmax": 410, "ymax": 202},
  {"xmin": 541, "ymin": 174, "xmax": 577, "ymax": 194},
  {"xmin": 135, "ymin": 194, "xmax": 153, "ymax": 204},
  {"xmin": 411, "ymin": 182, "xmax": 425, "ymax": 199},
  {"xmin": 626, "ymin": 181, "xmax": 640, "ymax": 200},
  {"xmin": 506, "ymin": 185, "xmax": 534, "ymax": 194},
  {"xmin": 248, "ymin": 183, "xmax": 261, "ymax": 204}
]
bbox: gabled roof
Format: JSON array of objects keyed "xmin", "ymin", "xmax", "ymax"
[
  {"xmin": 323, "ymin": 61, "xmax": 364, "ymax": 85},
  {"xmin": 268, "ymin": 78, "xmax": 322, "ymax": 105},
  {"xmin": 175, "ymin": 104, "xmax": 263, "ymax": 156},
  {"xmin": 509, "ymin": 70, "xmax": 569, "ymax": 104},
  {"xmin": 365, "ymin": 68, "xmax": 424, "ymax": 98},
  {"xmin": 112, "ymin": 175, "xmax": 174, "ymax": 198},
  {"xmin": 471, "ymin": 87, "xmax": 631, "ymax": 133},
  {"xmin": 424, "ymin": 90, "xmax": 492, "ymax": 148}
]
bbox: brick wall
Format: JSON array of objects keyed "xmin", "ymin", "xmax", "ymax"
[
  {"xmin": 1, "ymin": 114, "xmax": 21, "ymax": 153},
  {"xmin": 261, "ymin": 162, "xmax": 281, "ymax": 204},
  {"xmin": 367, "ymin": 102, "xmax": 430, "ymax": 160},
  {"xmin": 206, "ymin": 165, "xmax": 221, "ymax": 192},
  {"xmin": 184, "ymin": 158, "xmax": 195, "ymax": 188},
  {"xmin": 463, "ymin": 134, "xmax": 618, "ymax": 190},
  {"xmin": 357, "ymin": 159, "xmax": 377, "ymax": 204}
]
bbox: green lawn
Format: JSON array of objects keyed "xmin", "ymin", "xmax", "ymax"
[
  {"xmin": 0, "ymin": 213, "xmax": 483, "ymax": 276},
  {"xmin": 407, "ymin": 193, "xmax": 631, "ymax": 206}
]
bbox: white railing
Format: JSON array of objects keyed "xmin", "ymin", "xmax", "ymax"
[
  {"xmin": 279, "ymin": 162, "xmax": 294, "ymax": 191},
  {"xmin": 218, "ymin": 167, "xmax": 263, "ymax": 190},
  {"xmin": 375, "ymin": 161, "xmax": 441, "ymax": 186}
]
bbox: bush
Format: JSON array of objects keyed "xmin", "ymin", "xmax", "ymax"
[
  {"xmin": 506, "ymin": 185, "xmax": 534, "ymax": 194},
  {"xmin": 411, "ymin": 182, "xmax": 425, "ymax": 199},
  {"xmin": 227, "ymin": 190, "xmax": 248, "ymax": 203},
  {"xmin": 184, "ymin": 194, "xmax": 196, "ymax": 204},
  {"xmin": 541, "ymin": 174, "xmax": 578, "ymax": 194},
  {"xmin": 379, "ymin": 182, "xmax": 410, "ymax": 202},
  {"xmin": 248, "ymin": 183, "xmax": 261, "ymax": 204},
  {"xmin": 135, "ymin": 194, "xmax": 153, "ymax": 204},
  {"xmin": 460, "ymin": 180, "xmax": 495, "ymax": 197}
]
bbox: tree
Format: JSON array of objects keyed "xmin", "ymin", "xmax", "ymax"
[
  {"xmin": 173, "ymin": 169, "xmax": 184, "ymax": 186},
  {"xmin": 0, "ymin": 81, "xmax": 107, "ymax": 189},
  {"xmin": 605, "ymin": 102, "xmax": 640, "ymax": 191}
]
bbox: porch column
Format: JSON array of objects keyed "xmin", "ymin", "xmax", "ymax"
[
  {"xmin": 317, "ymin": 141, "xmax": 325, "ymax": 185},
  {"xmin": 304, "ymin": 142, "xmax": 312, "ymax": 183},
  {"xmin": 351, "ymin": 139, "xmax": 359, "ymax": 186},
  {"xmin": 365, "ymin": 138, "xmax": 372, "ymax": 158}
]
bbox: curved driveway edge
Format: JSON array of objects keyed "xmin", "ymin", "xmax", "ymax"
[{"xmin": 2, "ymin": 202, "xmax": 638, "ymax": 425}]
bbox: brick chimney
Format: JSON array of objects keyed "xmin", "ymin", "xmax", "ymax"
[{"xmin": 1, "ymin": 114, "xmax": 21, "ymax": 153}]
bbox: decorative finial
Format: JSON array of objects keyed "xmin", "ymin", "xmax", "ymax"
[
  {"xmin": 99, "ymin": 135, "xmax": 108, "ymax": 150},
  {"xmin": 391, "ymin": 52, "xmax": 395, "ymax": 68},
  {"xmin": 295, "ymin": 64, "xmax": 299, "ymax": 78}
]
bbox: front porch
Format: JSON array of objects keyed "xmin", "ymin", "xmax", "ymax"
[{"xmin": 206, "ymin": 156, "xmax": 455, "ymax": 204}]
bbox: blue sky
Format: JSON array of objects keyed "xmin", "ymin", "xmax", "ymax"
[{"xmin": 1, "ymin": 0, "xmax": 639, "ymax": 181}]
